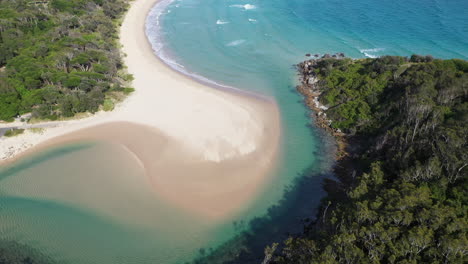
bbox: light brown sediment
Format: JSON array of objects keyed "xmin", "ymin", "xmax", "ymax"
[{"xmin": 0, "ymin": 0, "xmax": 281, "ymax": 221}]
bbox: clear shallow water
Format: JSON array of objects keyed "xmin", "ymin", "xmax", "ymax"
[
  {"xmin": 147, "ymin": 0, "xmax": 468, "ymax": 259},
  {"xmin": 1, "ymin": 0, "xmax": 467, "ymax": 263},
  {"xmin": 0, "ymin": 143, "xmax": 225, "ymax": 263}
]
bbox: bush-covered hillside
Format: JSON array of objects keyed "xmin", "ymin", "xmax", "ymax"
[
  {"xmin": 272, "ymin": 56, "xmax": 467, "ymax": 263},
  {"xmin": 0, "ymin": 0, "xmax": 131, "ymax": 121}
]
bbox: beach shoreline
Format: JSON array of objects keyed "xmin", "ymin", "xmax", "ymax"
[{"xmin": 0, "ymin": 0, "xmax": 282, "ymax": 220}]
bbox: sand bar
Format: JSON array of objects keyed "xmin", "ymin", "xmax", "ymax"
[{"xmin": 0, "ymin": 0, "xmax": 281, "ymax": 220}]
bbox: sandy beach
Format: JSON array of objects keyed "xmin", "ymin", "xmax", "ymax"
[{"xmin": 0, "ymin": 0, "xmax": 281, "ymax": 219}]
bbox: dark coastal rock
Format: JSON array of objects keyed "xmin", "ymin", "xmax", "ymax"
[
  {"xmin": 314, "ymin": 54, "xmax": 319, "ymax": 58},
  {"xmin": 322, "ymin": 53, "xmax": 331, "ymax": 58},
  {"xmin": 337, "ymin": 52, "xmax": 345, "ymax": 57},
  {"xmin": 305, "ymin": 53, "xmax": 311, "ymax": 57}
]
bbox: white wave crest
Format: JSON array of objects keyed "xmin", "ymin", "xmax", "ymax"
[
  {"xmin": 146, "ymin": 0, "xmax": 186, "ymax": 70},
  {"xmin": 248, "ymin": 18, "xmax": 257, "ymax": 22},
  {"xmin": 360, "ymin": 48, "xmax": 385, "ymax": 53},
  {"xmin": 359, "ymin": 48, "xmax": 385, "ymax": 58},
  {"xmin": 230, "ymin": 4, "xmax": 256, "ymax": 10},
  {"xmin": 216, "ymin": 19, "xmax": 229, "ymax": 25},
  {"xmin": 145, "ymin": 0, "xmax": 267, "ymax": 102},
  {"xmin": 226, "ymin": 39, "xmax": 246, "ymax": 47},
  {"xmin": 362, "ymin": 53, "xmax": 377, "ymax": 58}
]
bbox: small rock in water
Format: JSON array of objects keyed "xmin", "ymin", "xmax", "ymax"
[
  {"xmin": 314, "ymin": 54, "xmax": 319, "ymax": 58},
  {"xmin": 305, "ymin": 53, "xmax": 311, "ymax": 57}
]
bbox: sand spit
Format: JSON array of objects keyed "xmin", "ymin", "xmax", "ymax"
[
  {"xmin": 0, "ymin": 0, "xmax": 281, "ymax": 220},
  {"xmin": 5, "ymin": 122, "xmax": 278, "ymax": 220}
]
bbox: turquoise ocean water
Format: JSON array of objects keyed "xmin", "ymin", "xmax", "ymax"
[{"xmin": 1, "ymin": 0, "xmax": 467, "ymax": 263}]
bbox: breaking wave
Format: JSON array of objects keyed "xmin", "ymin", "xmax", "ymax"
[
  {"xmin": 226, "ymin": 39, "xmax": 246, "ymax": 46},
  {"xmin": 359, "ymin": 48, "xmax": 385, "ymax": 58},
  {"xmin": 230, "ymin": 4, "xmax": 256, "ymax": 10}
]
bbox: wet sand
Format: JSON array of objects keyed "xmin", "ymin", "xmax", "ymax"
[
  {"xmin": 15, "ymin": 122, "xmax": 278, "ymax": 220},
  {"xmin": 0, "ymin": 0, "xmax": 281, "ymax": 220}
]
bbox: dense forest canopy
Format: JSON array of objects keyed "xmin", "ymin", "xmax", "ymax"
[
  {"xmin": 272, "ymin": 56, "xmax": 467, "ymax": 263},
  {"xmin": 0, "ymin": 0, "xmax": 131, "ymax": 122}
]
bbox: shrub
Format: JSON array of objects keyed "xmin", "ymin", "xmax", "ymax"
[
  {"xmin": 103, "ymin": 99, "xmax": 114, "ymax": 111},
  {"xmin": 4, "ymin": 128, "xmax": 25, "ymax": 137}
]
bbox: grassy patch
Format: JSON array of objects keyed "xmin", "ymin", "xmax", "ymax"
[
  {"xmin": 103, "ymin": 99, "xmax": 115, "ymax": 112},
  {"xmin": 29, "ymin": 112, "xmax": 91, "ymax": 123},
  {"xmin": 4, "ymin": 128, "xmax": 25, "ymax": 137},
  {"xmin": 0, "ymin": 117, "xmax": 15, "ymax": 123},
  {"xmin": 123, "ymin": 87, "xmax": 135, "ymax": 95},
  {"xmin": 29, "ymin": 127, "xmax": 45, "ymax": 134}
]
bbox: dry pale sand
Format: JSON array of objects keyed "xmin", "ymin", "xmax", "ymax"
[{"xmin": 0, "ymin": 0, "xmax": 281, "ymax": 220}]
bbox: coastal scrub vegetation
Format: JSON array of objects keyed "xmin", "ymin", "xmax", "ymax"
[
  {"xmin": 0, "ymin": 0, "xmax": 131, "ymax": 122},
  {"xmin": 4, "ymin": 128, "xmax": 25, "ymax": 137},
  {"xmin": 270, "ymin": 56, "xmax": 467, "ymax": 263}
]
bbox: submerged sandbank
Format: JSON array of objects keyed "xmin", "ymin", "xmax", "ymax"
[
  {"xmin": 9, "ymin": 122, "xmax": 278, "ymax": 219},
  {"xmin": 0, "ymin": 0, "xmax": 281, "ymax": 220}
]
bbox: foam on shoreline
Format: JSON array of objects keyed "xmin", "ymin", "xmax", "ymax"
[
  {"xmin": 0, "ymin": 0, "xmax": 282, "ymax": 220},
  {"xmin": 145, "ymin": 0, "xmax": 269, "ymax": 100}
]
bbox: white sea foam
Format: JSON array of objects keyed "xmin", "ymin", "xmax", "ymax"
[
  {"xmin": 359, "ymin": 48, "xmax": 385, "ymax": 58},
  {"xmin": 360, "ymin": 48, "xmax": 385, "ymax": 53},
  {"xmin": 226, "ymin": 39, "xmax": 246, "ymax": 46},
  {"xmin": 216, "ymin": 19, "xmax": 229, "ymax": 25},
  {"xmin": 146, "ymin": 0, "xmax": 186, "ymax": 71},
  {"xmin": 230, "ymin": 4, "xmax": 256, "ymax": 10},
  {"xmin": 248, "ymin": 18, "xmax": 257, "ymax": 22},
  {"xmin": 146, "ymin": 0, "xmax": 173, "ymax": 46},
  {"xmin": 145, "ymin": 0, "xmax": 264, "ymax": 98},
  {"xmin": 363, "ymin": 53, "xmax": 377, "ymax": 58}
]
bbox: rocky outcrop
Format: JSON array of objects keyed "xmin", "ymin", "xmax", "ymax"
[{"xmin": 296, "ymin": 53, "xmax": 347, "ymax": 158}]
